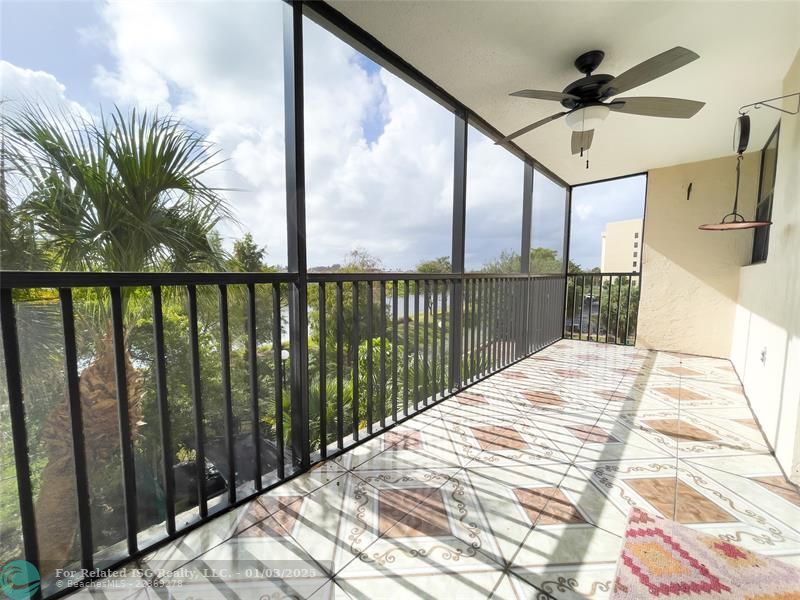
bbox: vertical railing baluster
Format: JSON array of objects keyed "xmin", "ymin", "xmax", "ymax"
[
  {"xmin": 366, "ymin": 281, "xmax": 374, "ymax": 432},
  {"xmin": 615, "ymin": 276, "xmax": 623, "ymax": 344},
  {"xmin": 508, "ymin": 279, "xmax": 515, "ymax": 361},
  {"xmin": 272, "ymin": 283, "xmax": 285, "ymax": 478},
  {"xmin": 571, "ymin": 276, "xmax": 579, "ymax": 340},
  {"xmin": 351, "ymin": 282, "xmax": 360, "ymax": 440},
  {"xmin": 413, "ymin": 280, "xmax": 420, "ymax": 411},
  {"xmin": 476, "ymin": 278, "xmax": 483, "ymax": 375},
  {"xmin": 336, "ymin": 281, "xmax": 344, "ymax": 449},
  {"xmin": 586, "ymin": 275, "xmax": 594, "ymax": 341},
  {"xmin": 440, "ymin": 281, "xmax": 447, "ymax": 396},
  {"xmin": 509, "ymin": 279, "xmax": 515, "ymax": 362},
  {"xmin": 470, "ymin": 278, "xmax": 477, "ymax": 377},
  {"xmin": 431, "ymin": 280, "xmax": 438, "ymax": 402},
  {"xmin": 530, "ymin": 279, "xmax": 536, "ymax": 351},
  {"xmin": 218, "ymin": 286, "xmax": 236, "ymax": 504},
  {"xmin": 563, "ymin": 275, "xmax": 569, "ymax": 338},
  {"xmin": 588, "ymin": 276, "xmax": 595, "ymax": 342},
  {"xmin": 461, "ymin": 279, "xmax": 468, "ymax": 380},
  {"xmin": 514, "ymin": 279, "xmax": 521, "ymax": 360},
  {"xmin": 246, "ymin": 283, "xmax": 262, "ymax": 490},
  {"xmin": 186, "ymin": 285, "xmax": 207, "ymax": 517},
  {"xmin": 518, "ymin": 279, "xmax": 524, "ymax": 359},
  {"xmin": 503, "ymin": 279, "xmax": 509, "ymax": 366},
  {"xmin": 506, "ymin": 279, "xmax": 513, "ymax": 365},
  {"xmin": 481, "ymin": 278, "xmax": 489, "ymax": 371},
  {"xmin": 392, "ymin": 280, "xmax": 399, "ymax": 421},
  {"xmin": 530, "ymin": 279, "xmax": 535, "ymax": 353},
  {"xmin": 597, "ymin": 276, "xmax": 604, "ymax": 343},
  {"xmin": 488, "ymin": 278, "xmax": 495, "ymax": 372},
  {"xmin": 379, "ymin": 281, "xmax": 387, "ymax": 428},
  {"xmin": 318, "ymin": 283, "xmax": 327, "ymax": 457},
  {"xmin": 496, "ymin": 279, "xmax": 503, "ymax": 366},
  {"xmin": 625, "ymin": 275, "xmax": 633, "ymax": 346},
  {"xmin": 59, "ymin": 288, "xmax": 93, "ymax": 569},
  {"xmin": 632, "ymin": 276, "xmax": 639, "ymax": 346},
  {"xmin": 403, "ymin": 281, "xmax": 410, "ymax": 416},
  {"xmin": 536, "ymin": 279, "xmax": 541, "ymax": 351},
  {"xmin": 423, "ymin": 279, "xmax": 430, "ymax": 405},
  {"xmin": 496, "ymin": 279, "xmax": 502, "ymax": 366},
  {"xmin": 509, "ymin": 279, "xmax": 514, "ymax": 362},
  {"xmin": 111, "ymin": 286, "xmax": 140, "ymax": 549},
  {"xmin": 151, "ymin": 286, "xmax": 175, "ymax": 536},
  {"xmin": 0, "ymin": 289, "xmax": 40, "ymax": 593},
  {"xmin": 604, "ymin": 276, "xmax": 610, "ymax": 344},
  {"xmin": 515, "ymin": 279, "xmax": 521, "ymax": 360},
  {"xmin": 579, "ymin": 275, "xmax": 586, "ymax": 340}
]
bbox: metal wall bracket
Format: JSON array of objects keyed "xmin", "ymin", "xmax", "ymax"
[{"xmin": 739, "ymin": 92, "xmax": 800, "ymax": 116}]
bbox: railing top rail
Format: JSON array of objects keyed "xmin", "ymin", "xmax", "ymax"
[
  {"xmin": 463, "ymin": 272, "xmax": 564, "ymax": 280},
  {"xmin": 307, "ymin": 272, "xmax": 461, "ymax": 283},
  {"xmin": 303, "ymin": 272, "xmax": 568, "ymax": 282},
  {"xmin": 567, "ymin": 271, "xmax": 640, "ymax": 277},
  {"xmin": 0, "ymin": 269, "xmax": 571, "ymax": 289},
  {"xmin": 0, "ymin": 270, "xmax": 299, "ymax": 289}
]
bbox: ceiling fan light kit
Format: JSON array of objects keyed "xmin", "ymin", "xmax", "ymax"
[
  {"xmin": 565, "ymin": 104, "xmax": 610, "ymax": 131},
  {"xmin": 503, "ymin": 47, "xmax": 705, "ymax": 163}
]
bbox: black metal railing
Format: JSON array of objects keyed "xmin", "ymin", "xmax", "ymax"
[
  {"xmin": 0, "ymin": 270, "xmax": 564, "ymax": 598},
  {"xmin": 564, "ymin": 272, "xmax": 640, "ymax": 345}
]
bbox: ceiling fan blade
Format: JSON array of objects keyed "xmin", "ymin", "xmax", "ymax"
[
  {"xmin": 510, "ymin": 89, "xmax": 579, "ymax": 102},
  {"xmin": 497, "ymin": 112, "xmax": 568, "ymax": 144},
  {"xmin": 600, "ymin": 47, "xmax": 699, "ymax": 97},
  {"xmin": 571, "ymin": 130, "xmax": 594, "ymax": 155},
  {"xmin": 610, "ymin": 97, "xmax": 705, "ymax": 118}
]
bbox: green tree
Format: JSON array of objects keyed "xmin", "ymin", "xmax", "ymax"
[
  {"xmin": 2, "ymin": 103, "xmax": 230, "ymax": 571},
  {"xmin": 416, "ymin": 256, "xmax": 451, "ymax": 273},
  {"xmin": 231, "ymin": 233, "xmax": 266, "ymax": 272},
  {"xmin": 481, "ymin": 248, "xmax": 581, "ymax": 274}
]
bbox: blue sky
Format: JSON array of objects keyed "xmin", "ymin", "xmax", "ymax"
[
  {"xmin": 1, "ymin": 1, "xmax": 108, "ymax": 107},
  {"xmin": 1, "ymin": 0, "xmax": 644, "ymax": 272}
]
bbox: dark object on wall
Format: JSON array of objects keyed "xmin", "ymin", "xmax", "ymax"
[
  {"xmin": 699, "ymin": 154, "xmax": 772, "ymax": 231},
  {"xmin": 733, "ymin": 115, "xmax": 750, "ymax": 154}
]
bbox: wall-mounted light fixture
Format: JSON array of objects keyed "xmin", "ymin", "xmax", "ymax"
[
  {"xmin": 699, "ymin": 92, "xmax": 798, "ymax": 232},
  {"xmin": 699, "ymin": 154, "xmax": 771, "ymax": 231}
]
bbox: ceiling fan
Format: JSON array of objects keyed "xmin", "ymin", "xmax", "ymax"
[{"xmin": 501, "ymin": 47, "xmax": 705, "ymax": 156}]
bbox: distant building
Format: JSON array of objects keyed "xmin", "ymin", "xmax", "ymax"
[{"xmin": 600, "ymin": 218, "xmax": 643, "ymax": 273}]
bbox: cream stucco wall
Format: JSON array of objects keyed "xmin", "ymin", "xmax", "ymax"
[
  {"xmin": 637, "ymin": 154, "xmax": 759, "ymax": 358},
  {"xmin": 731, "ymin": 50, "xmax": 800, "ymax": 481}
]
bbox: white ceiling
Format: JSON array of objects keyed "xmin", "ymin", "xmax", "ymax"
[{"xmin": 329, "ymin": 1, "xmax": 800, "ymax": 185}]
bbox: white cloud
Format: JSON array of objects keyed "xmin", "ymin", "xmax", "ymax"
[
  {"xmin": 0, "ymin": 61, "xmax": 86, "ymax": 117},
  {"xmin": 4, "ymin": 0, "xmax": 568, "ymax": 271},
  {"xmin": 575, "ymin": 203, "xmax": 594, "ymax": 221}
]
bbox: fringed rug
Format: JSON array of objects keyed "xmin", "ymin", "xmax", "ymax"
[{"xmin": 612, "ymin": 507, "xmax": 800, "ymax": 599}]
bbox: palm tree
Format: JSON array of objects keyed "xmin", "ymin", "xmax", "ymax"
[{"xmin": 2, "ymin": 103, "xmax": 231, "ymax": 572}]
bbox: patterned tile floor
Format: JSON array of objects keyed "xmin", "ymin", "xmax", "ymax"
[{"xmin": 76, "ymin": 340, "xmax": 800, "ymax": 599}]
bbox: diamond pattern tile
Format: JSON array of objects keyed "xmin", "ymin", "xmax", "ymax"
[{"xmin": 95, "ymin": 340, "xmax": 800, "ymax": 600}]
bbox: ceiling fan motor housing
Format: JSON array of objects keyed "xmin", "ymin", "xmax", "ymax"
[
  {"xmin": 574, "ymin": 50, "xmax": 605, "ymax": 74},
  {"xmin": 561, "ymin": 74, "xmax": 615, "ymax": 108},
  {"xmin": 562, "ymin": 50, "xmax": 614, "ymax": 108}
]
